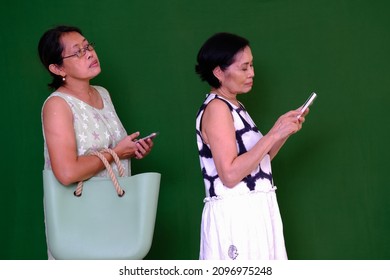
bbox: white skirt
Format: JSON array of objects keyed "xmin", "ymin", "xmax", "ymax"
[{"xmin": 199, "ymin": 188, "xmax": 288, "ymax": 260}]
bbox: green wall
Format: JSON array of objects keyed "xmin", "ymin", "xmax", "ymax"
[{"xmin": 1, "ymin": 0, "xmax": 389, "ymax": 260}]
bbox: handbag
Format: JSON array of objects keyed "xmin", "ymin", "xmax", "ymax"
[{"xmin": 43, "ymin": 148, "xmax": 160, "ymax": 260}]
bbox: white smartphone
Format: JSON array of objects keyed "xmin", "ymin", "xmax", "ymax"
[
  {"xmin": 298, "ymin": 92, "xmax": 317, "ymax": 118},
  {"xmin": 136, "ymin": 132, "xmax": 159, "ymax": 143}
]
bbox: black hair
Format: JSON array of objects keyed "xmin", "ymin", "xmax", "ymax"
[
  {"xmin": 38, "ymin": 25, "xmax": 83, "ymax": 90},
  {"xmin": 195, "ymin": 32, "xmax": 250, "ymax": 89}
]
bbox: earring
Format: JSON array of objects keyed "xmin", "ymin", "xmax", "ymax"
[{"xmin": 62, "ymin": 76, "xmax": 66, "ymax": 82}]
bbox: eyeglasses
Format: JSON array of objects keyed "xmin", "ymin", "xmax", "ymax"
[{"xmin": 62, "ymin": 43, "xmax": 95, "ymax": 59}]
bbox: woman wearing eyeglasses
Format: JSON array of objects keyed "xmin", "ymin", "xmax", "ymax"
[{"xmin": 38, "ymin": 26, "xmax": 154, "ymax": 259}]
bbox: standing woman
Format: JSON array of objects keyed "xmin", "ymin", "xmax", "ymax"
[
  {"xmin": 38, "ymin": 26, "xmax": 154, "ymax": 258},
  {"xmin": 195, "ymin": 33, "xmax": 308, "ymax": 260}
]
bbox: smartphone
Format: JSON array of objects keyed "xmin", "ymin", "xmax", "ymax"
[
  {"xmin": 298, "ymin": 92, "xmax": 317, "ymax": 118},
  {"xmin": 136, "ymin": 132, "xmax": 159, "ymax": 143}
]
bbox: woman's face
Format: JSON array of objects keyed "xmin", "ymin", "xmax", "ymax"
[
  {"xmin": 219, "ymin": 46, "xmax": 255, "ymax": 95},
  {"xmin": 59, "ymin": 31, "xmax": 101, "ymax": 82}
]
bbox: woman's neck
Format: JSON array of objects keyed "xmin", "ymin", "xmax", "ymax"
[
  {"xmin": 60, "ymin": 81, "xmax": 92, "ymax": 99},
  {"xmin": 212, "ymin": 88, "xmax": 239, "ymax": 106}
]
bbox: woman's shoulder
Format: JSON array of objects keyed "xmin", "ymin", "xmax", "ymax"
[
  {"xmin": 207, "ymin": 96, "xmax": 234, "ymax": 112},
  {"xmin": 41, "ymin": 93, "xmax": 73, "ymax": 121},
  {"xmin": 202, "ymin": 98, "xmax": 235, "ymax": 123},
  {"xmin": 42, "ymin": 92, "xmax": 70, "ymax": 109}
]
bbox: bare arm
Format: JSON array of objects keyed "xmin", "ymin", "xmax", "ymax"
[
  {"xmin": 43, "ymin": 96, "xmax": 152, "ymax": 185},
  {"xmin": 202, "ymin": 99, "xmax": 304, "ymax": 187}
]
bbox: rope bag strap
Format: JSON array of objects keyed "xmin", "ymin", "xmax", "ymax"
[
  {"xmin": 74, "ymin": 149, "xmax": 125, "ymax": 197},
  {"xmin": 100, "ymin": 148, "xmax": 125, "ymax": 177}
]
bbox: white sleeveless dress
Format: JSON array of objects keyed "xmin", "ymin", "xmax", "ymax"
[{"xmin": 196, "ymin": 93, "xmax": 287, "ymax": 260}]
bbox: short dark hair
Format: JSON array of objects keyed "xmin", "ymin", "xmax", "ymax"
[
  {"xmin": 38, "ymin": 25, "xmax": 83, "ymax": 90},
  {"xmin": 195, "ymin": 32, "xmax": 250, "ymax": 88}
]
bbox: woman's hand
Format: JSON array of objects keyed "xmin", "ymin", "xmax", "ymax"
[
  {"xmin": 113, "ymin": 131, "xmax": 154, "ymax": 160},
  {"xmin": 298, "ymin": 107, "xmax": 309, "ymax": 122},
  {"xmin": 267, "ymin": 107, "xmax": 309, "ymax": 160},
  {"xmin": 269, "ymin": 109, "xmax": 307, "ymax": 141},
  {"xmin": 134, "ymin": 137, "xmax": 154, "ymax": 159}
]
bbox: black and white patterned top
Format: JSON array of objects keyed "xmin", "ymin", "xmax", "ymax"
[{"xmin": 196, "ymin": 93, "xmax": 274, "ymax": 199}]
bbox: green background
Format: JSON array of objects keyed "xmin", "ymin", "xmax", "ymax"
[{"xmin": 1, "ymin": 0, "xmax": 389, "ymax": 260}]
